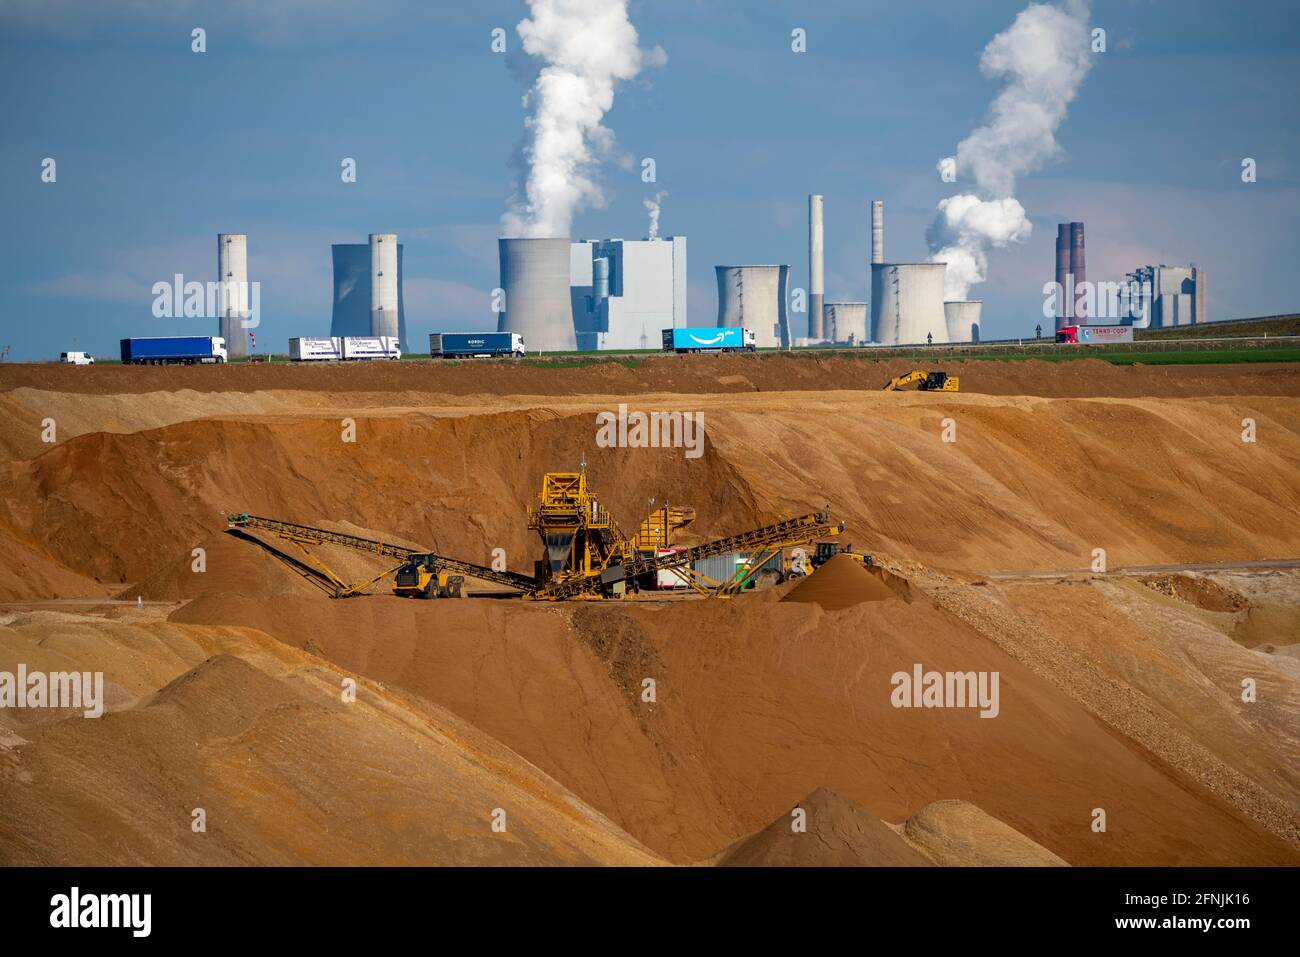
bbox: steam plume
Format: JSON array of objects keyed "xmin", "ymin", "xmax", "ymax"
[
  {"xmin": 644, "ymin": 191, "xmax": 667, "ymax": 239},
  {"xmin": 928, "ymin": 0, "xmax": 1093, "ymax": 300},
  {"xmin": 503, "ymin": 0, "xmax": 665, "ymax": 238}
]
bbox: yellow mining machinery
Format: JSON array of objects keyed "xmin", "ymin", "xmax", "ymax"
[
  {"xmin": 225, "ymin": 514, "xmax": 535, "ymax": 599},
  {"xmin": 524, "ymin": 471, "xmax": 843, "ymax": 600},
  {"xmin": 884, "ymin": 370, "xmax": 959, "ymax": 392},
  {"xmin": 228, "ymin": 470, "xmax": 846, "ymax": 602}
]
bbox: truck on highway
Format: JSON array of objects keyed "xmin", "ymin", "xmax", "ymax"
[
  {"xmin": 120, "ymin": 336, "xmax": 227, "ymax": 365},
  {"xmin": 289, "ymin": 337, "xmax": 345, "ymax": 361},
  {"xmin": 662, "ymin": 327, "xmax": 757, "ymax": 353},
  {"xmin": 1056, "ymin": 324, "xmax": 1134, "ymax": 345},
  {"xmin": 341, "ymin": 336, "xmax": 401, "ymax": 360},
  {"xmin": 430, "ymin": 332, "xmax": 526, "ymax": 358},
  {"xmin": 59, "ymin": 351, "xmax": 94, "ymax": 365}
]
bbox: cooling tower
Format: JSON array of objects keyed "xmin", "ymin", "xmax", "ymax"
[
  {"xmin": 943, "ymin": 300, "xmax": 982, "ymax": 344},
  {"xmin": 1055, "ymin": 224, "xmax": 1070, "ymax": 330},
  {"xmin": 499, "ymin": 238, "xmax": 576, "ymax": 352},
  {"xmin": 331, "ymin": 242, "xmax": 408, "ymax": 349},
  {"xmin": 808, "ymin": 195, "xmax": 824, "ymax": 340},
  {"xmin": 369, "ymin": 233, "xmax": 399, "ymax": 339},
  {"xmin": 823, "ymin": 302, "xmax": 868, "ymax": 345},
  {"xmin": 870, "ymin": 263, "xmax": 948, "ymax": 346},
  {"xmin": 716, "ymin": 265, "xmax": 790, "ymax": 348},
  {"xmin": 217, "ymin": 233, "xmax": 249, "ymax": 358},
  {"xmin": 1070, "ymin": 222, "xmax": 1086, "ymax": 322}
]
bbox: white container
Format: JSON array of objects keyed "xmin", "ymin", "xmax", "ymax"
[
  {"xmin": 341, "ymin": 336, "xmax": 401, "ymax": 360},
  {"xmin": 656, "ymin": 548, "xmax": 689, "ymax": 589},
  {"xmin": 289, "ymin": 337, "xmax": 344, "ymax": 361}
]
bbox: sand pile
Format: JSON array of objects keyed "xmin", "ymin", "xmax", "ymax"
[
  {"xmin": 1141, "ymin": 573, "xmax": 1248, "ymax": 613},
  {"xmin": 715, "ymin": 790, "xmax": 1066, "ymax": 867},
  {"xmin": 902, "ymin": 800, "xmax": 1068, "ymax": 866},
  {"xmin": 2, "ymin": 363, "xmax": 1299, "ymax": 867},
  {"xmin": 781, "ymin": 554, "xmax": 896, "ymax": 610},
  {"xmin": 166, "ymin": 586, "xmax": 1300, "ymax": 865},
  {"xmin": 716, "ymin": 788, "xmax": 929, "ymax": 866},
  {"xmin": 0, "ymin": 616, "xmax": 661, "ymax": 865},
  {"xmin": 4, "ymin": 387, "xmax": 1300, "ymax": 597},
  {"xmin": 118, "ymin": 529, "xmax": 408, "ymax": 603}
]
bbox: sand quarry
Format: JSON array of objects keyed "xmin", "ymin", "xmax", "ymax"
[{"xmin": 0, "ymin": 354, "xmax": 1298, "ymax": 866}]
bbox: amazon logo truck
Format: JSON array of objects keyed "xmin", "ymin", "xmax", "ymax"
[{"xmin": 662, "ymin": 327, "xmax": 757, "ymax": 354}]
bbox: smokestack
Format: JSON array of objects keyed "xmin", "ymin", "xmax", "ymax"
[
  {"xmin": 217, "ymin": 233, "xmax": 249, "ymax": 359},
  {"xmin": 871, "ymin": 200, "xmax": 884, "ymax": 265},
  {"xmin": 1069, "ymin": 221, "xmax": 1086, "ymax": 323},
  {"xmin": 809, "ymin": 194, "xmax": 824, "ymax": 340},
  {"xmin": 370, "ymin": 233, "xmax": 399, "ymax": 338},
  {"xmin": 1055, "ymin": 224, "xmax": 1070, "ymax": 329}
]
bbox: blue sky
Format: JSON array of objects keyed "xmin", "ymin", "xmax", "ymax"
[{"xmin": 1, "ymin": 0, "xmax": 1298, "ymax": 359}]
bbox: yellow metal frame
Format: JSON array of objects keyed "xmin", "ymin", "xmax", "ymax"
[{"xmin": 282, "ymin": 539, "xmax": 404, "ymax": 598}]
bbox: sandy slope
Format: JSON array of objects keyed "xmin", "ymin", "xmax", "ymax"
[
  {"xmin": 2, "ymin": 391, "xmax": 1296, "ymax": 590},
  {"xmin": 0, "ymin": 614, "xmax": 660, "ymax": 865},
  {"xmin": 1, "ymin": 364, "xmax": 1297, "ymax": 867}
]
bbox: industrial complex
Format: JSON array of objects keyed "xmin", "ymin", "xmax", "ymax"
[
  {"xmin": 6, "ymin": 0, "xmax": 1299, "ymax": 900},
  {"xmin": 185, "ymin": 195, "xmax": 1230, "ymax": 361}
]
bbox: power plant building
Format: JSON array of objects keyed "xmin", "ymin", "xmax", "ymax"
[
  {"xmin": 217, "ymin": 233, "xmax": 249, "ymax": 359},
  {"xmin": 1053, "ymin": 221, "xmax": 1088, "ymax": 329},
  {"xmin": 497, "ymin": 238, "xmax": 575, "ymax": 352},
  {"xmin": 867, "ymin": 200, "xmax": 950, "ymax": 346},
  {"xmin": 1120, "ymin": 264, "xmax": 1207, "ymax": 328},
  {"xmin": 871, "ymin": 262, "xmax": 949, "ymax": 346},
  {"xmin": 943, "ymin": 300, "xmax": 982, "ymax": 343},
  {"xmin": 823, "ymin": 302, "xmax": 868, "ymax": 345},
  {"xmin": 809, "ymin": 195, "xmax": 825, "ymax": 340},
  {"xmin": 716, "ymin": 264, "xmax": 791, "ymax": 349},
  {"xmin": 331, "ymin": 235, "xmax": 409, "ymax": 350},
  {"xmin": 570, "ymin": 237, "xmax": 687, "ymax": 350}
]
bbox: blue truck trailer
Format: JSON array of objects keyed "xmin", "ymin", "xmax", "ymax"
[
  {"xmin": 430, "ymin": 332, "xmax": 526, "ymax": 358},
  {"xmin": 661, "ymin": 327, "xmax": 757, "ymax": 353},
  {"xmin": 120, "ymin": 336, "xmax": 228, "ymax": 364}
]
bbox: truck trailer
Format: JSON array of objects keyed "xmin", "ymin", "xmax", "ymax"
[
  {"xmin": 120, "ymin": 336, "xmax": 227, "ymax": 365},
  {"xmin": 662, "ymin": 327, "xmax": 757, "ymax": 353},
  {"xmin": 1056, "ymin": 325, "xmax": 1134, "ymax": 345},
  {"xmin": 430, "ymin": 332, "xmax": 526, "ymax": 358},
  {"xmin": 289, "ymin": 337, "xmax": 345, "ymax": 361},
  {"xmin": 341, "ymin": 336, "xmax": 401, "ymax": 360}
]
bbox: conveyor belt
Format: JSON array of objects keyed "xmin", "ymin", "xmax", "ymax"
[
  {"xmin": 534, "ymin": 511, "xmax": 837, "ymax": 599},
  {"xmin": 226, "ymin": 514, "xmax": 538, "ymax": 592}
]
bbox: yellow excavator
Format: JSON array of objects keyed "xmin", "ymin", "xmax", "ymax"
[
  {"xmin": 884, "ymin": 370, "xmax": 959, "ymax": 392},
  {"xmin": 392, "ymin": 554, "xmax": 465, "ymax": 599}
]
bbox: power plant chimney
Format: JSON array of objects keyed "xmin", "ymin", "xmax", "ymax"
[
  {"xmin": 1055, "ymin": 224, "xmax": 1070, "ymax": 330},
  {"xmin": 217, "ymin": 233, "xmax": 249, "ymax": 359},
  {"xmin": 369, "ymin": 233, "xmax": 399, "ymax": 339},
  {"xmin": 1069, "ymin": 221, "xmax": 1087, "ymax": 323},
  {"xmin": 809, "ymin": 194, "xmax": 824, "ymax": 340},
  {"xmin": 871, "ymin": 200, "xmax": 884, "ymax": 265}
]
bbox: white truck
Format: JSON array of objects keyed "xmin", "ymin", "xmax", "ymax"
[
  {"xmin": 341, "ymin": 336, "xmax": 401, "ymax": 360},
  {"xmin": 287, "ymin": 336, "xmax": 401, "ymax": 361},
  {"xmin": 59, "ymin": 351, "xmax": 95, "ymax": 365}
]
